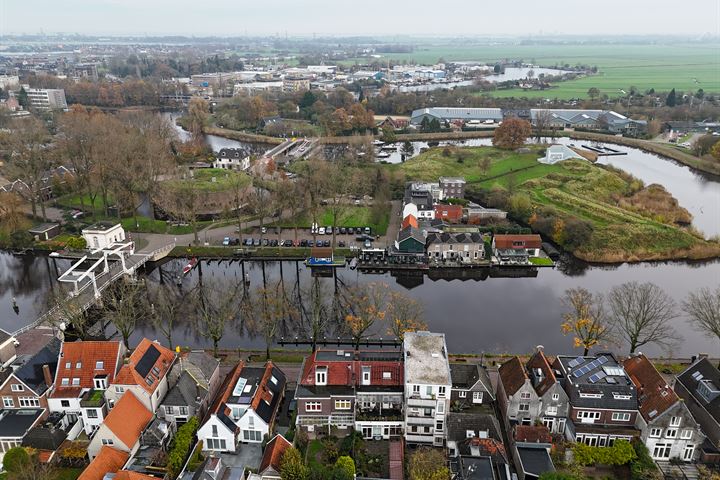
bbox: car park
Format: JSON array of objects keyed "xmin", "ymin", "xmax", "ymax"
[
  {"xmin": 323, "ymin": 240, "xmax": 330, "ymax": 247},
  {"xmin": 243, "ymin": 238, "xmax": 252, "ymax": 246},
  {"xmin": 364, "ymin": 239, "xmax": 372, "ymax": 248},
  {"xmin": 364, "ymin": 227, "xmax": 371, "ymax": 235},
  {"xmin": 300, "ymin": 239, "xmax": 308, "ymax": 247},
  {"xmin": 253, "ymin": 238, "xmax": 261, "ymax": 247},
  {"xmin": 271, "ymin": 239, "xmax": 279, "ymax": 247},
  {"xmin": 347, "ymin": 227, "xmax": 354, "ymax": 234},
  {"xmin": 338, "ymin": 240, "xmax": 346, "ymax": 247},
  {"xmin": 284, "ymin": 240, "xmax": 293, "ymax": 247}
]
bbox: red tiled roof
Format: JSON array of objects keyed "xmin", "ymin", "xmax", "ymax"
[
  {"xmin": 208, "ymin": 362, "xmax": 244, "ymax": 417},
  {"xmin": 493, "ymin": 234, "xmax": 542, "ymax": 250},
  {"xmin": 466, "ymin": 437, "xmax": 507, "ymax": 461},
  {"xmin": 526, "ymin": 350, "xmax": 557, "ymax": 396},
  {"xmin": 104, "ymin": 391, "xmax": 153, "ymax": 448},
  {"xmin": 51, "ymin": 341, "xmax": 122, "ymax": 398},
  {"xmin": 515, "ymin": 425, "xmax": 552, "ymax": 444},
  {"xmin": 401, "ymin": 214, "xmax": 418, "ymax": 229},
  {"xmin": 434, "ymin": 204, "xmax": 463, "ymax": 220},
  {"xmin": 259, "ymin": 434, "xmax": 292, "ymax": 474},
  {"xmin": 623, "ymin": 354, "xmax": 679, "ymax": 422},
  {"xmin": 300, "ymin": 351, "xmax": 403, "ymax": 387},
  {"xmin": 113, "ymin": 338, "xmax": 175, "ymax": 394},
  {"xmin": 113, "ymin": 471, "xmax": 158, "ymax": 480},
  {"xmin": 251, "ymin": 362, "xmax": 276, "ymax": 412},
  {"xmin": 78, "ymin": 446, "xmax": 129, "ymax": 480},
  {"xmin": 498, "ymin": 356, "xmax": 527, "ymax": 397}
]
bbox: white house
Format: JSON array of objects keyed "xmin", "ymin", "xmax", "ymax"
[
  {"xmin": 86, "ymin": 390, "xmax": 153, "ymax": 460},
  {"xmin": 81, "ymin": 222, "xmax": 127, "ymax": 250},
  {"xmin": 404, "ymin": 331, "xmax": 452, "ymax": 447},
  {"xmin": 105, "ymin": 338, "xmax": 176, "ymax": 414},
  {"xmin": 198, "ymin": 361, "xmax": 286, "ymax": 453}
]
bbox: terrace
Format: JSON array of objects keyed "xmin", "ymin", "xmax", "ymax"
[{"xmin": 80, "ymin": 389, "xmax": 106, "ymax": 408}]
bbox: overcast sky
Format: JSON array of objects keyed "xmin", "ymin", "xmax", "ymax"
[{"xmin": 1, "ymin": 0, "xmax": 718, "ymax": 37}]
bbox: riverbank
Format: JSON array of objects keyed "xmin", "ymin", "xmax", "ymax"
[{"xmin": 392, "ymin": 145, "xmax": 720, "ymax": 263}]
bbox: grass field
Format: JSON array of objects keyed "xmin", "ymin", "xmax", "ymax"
[
  {"xmin": 391, "ymin": 145, "xmax": 720, "ymax": 262},
  {"xmin": 345, "ymin": 42, "xmax": 720, "ymax": 98}
]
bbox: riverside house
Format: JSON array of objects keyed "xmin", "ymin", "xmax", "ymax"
[
  {"xmin": 426, "ymin": 232, "xmax": 485, "ymax": 263},
  {"xmin": 492, "ymin": 234, "xmax": 542, "ymax": 264}
]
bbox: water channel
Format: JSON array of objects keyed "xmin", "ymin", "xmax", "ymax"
[{"xmin": 2, "ymin": 120, "xmax": 718, "ymax": 358}]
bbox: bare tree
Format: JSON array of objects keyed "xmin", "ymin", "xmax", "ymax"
[
  {"xmin": 45, "ymin": 290, "xmax": 90, "ymax": 340},
  {"xmin": 187, "ymin": 97, "xmax": 210, "ymax": 143},
  {"xmin": 249, "ymin": 281, "xmax": 296, "ymax": 360},
  {"xmin": 386, "ymin": 291, "xmax": 426, "ymax": 341},
  {"xmin": 103, "ymin": 278, "xmax": 147, "ymax": 349},
  {"xmin": 299, "ymin": 277, "xmax": 331, "ymax": 351},
  {"xmin": 533, "ymin": 110, "xmax": 553, "ymax": 142},
  {"xmin": 560, "ymin": 288, "xmax": 612, "ymax": 355},
  {"xmin": 156, "ymin": 175, "xmax": 207, "ymax": 245},
  {"xmin": 0, "ymin": 192, "xmax": 29, "ymax": 234},
  {"xmin": 147, "ymin": 283, "xmax": 185, "ymax": 349},
  {"xmin": 608, "ymin": 282, "xmax": 680, "ymax": 354},
  {"xmin": 342, "ymin": 283, "xmax": 388, "ymax": 350},
  {"xmin": 191, "ymin": 278, "xmax": 242, "ymax": 357},
  {"xmin": 246, "ymin": 183, "xmax": 274, "ymax": 243},
  {"xmin": 683, "ymin": 286, "xmax": 720, "ymax": 364}
]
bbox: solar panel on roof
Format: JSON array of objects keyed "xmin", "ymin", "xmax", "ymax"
[
  {"xmin": 588, "ymin": 371, "xmax": 607, "ymax": 384},
  {"xmin": 597, "ymin": 356, "xmax": 609, "ymax": 365},
  {"xmin": 135, "ymin": 345, "xmax": 161, "ymax": 378},
  {"xmin": 568, "ymin": 357, "xmax": 584, "ymax": 368}
]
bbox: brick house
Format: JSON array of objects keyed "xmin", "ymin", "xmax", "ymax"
[
  {"xmin": 439, "ymin": 177, "xmax": 466, "ymax": 199},
  {"xmin": 433, "ymin": 204, "xmax": 463, "ymax": 223},
  {"xmin": 492, "ymin": 234, "xmax": 542, "ymax": 264},
  {"xmin": 623, "ymin": 354, "xmax": 704, "ymax": 462},
  {"xmin": 295, "ymin": 349, "xmax": 404, "ymax": 440},
  {"xmin": 0, "ymin": 337, "xmax": 60, "ymax": 412},
  {"xmin": 554, "ymin": 352, "xmax": 639, "ymax": 446}
]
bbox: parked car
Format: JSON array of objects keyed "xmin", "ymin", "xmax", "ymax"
[
  {"xmin": 222, "ymin": 237, "xmax": 230, "ymax": 246},
  {"xmin": 325, "ymin": 226, "xmax": 332, "ymax": 233},
  {"xmin": 271, "ymin": 239, "xmax": 279, "ymax": 247},
  {"xmin": 364, "ymin": 240, "xmax": 372, "ymax": 248},
  {"xmin": 284, "ymin": 240, "xmax": 294, "ymax": 247},
  {"xmin": 347, "ymin": 227, "xmax": 355, "ymax": 234},
  {"xmin": 243, "ymin": 238, "xmax": 253, "ymax": 246},
  {"xmin": 300, "ymin": 239, "xmax": 308, "ymax": 247},
  {"xmin": 261, "ymin": 227, "xmax": 267, "ymax": 234},
  {"xmin": 323, "ymin": 240, "xmax": 331, "ymax": 247},
  {"xmin": 338, "ymin": 241, "xmax": 346, "ymax": 247},
  {"xmin": 340, "ymin": 227, "xmax": 347, "ymax": 234},
  {"xmin": 364, "ymin": 227, "xmax": 371, "ymax": 235},
  {"xmin": 253, "ymin": 238, "xmax": 261, "ymax": 247},
  {"xmin": 231, "ymin": 238, "xmax": 240, "ymax": 246},
  {"xmin": 318, "ymin": 227, "xmax": 326, "ymax": 235}
]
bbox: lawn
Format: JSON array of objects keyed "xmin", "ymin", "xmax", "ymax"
[
  {"xmin": 274, "ymin": 205, "xmax": 390, "ymax": 235},
  {"xmin": 165, "ymin": 168, "xmax": 251, "ymax": 192},
  {"xmin": 345, "ymin": 42, "xmax": 720, "ymax": 98},
  {"xmin": 529, "ymin": 257, "xmax": 554, "ymax": 266},
  {"xmin": 392, "ymin": 145, "xmax": 720, "ymax": 262}
]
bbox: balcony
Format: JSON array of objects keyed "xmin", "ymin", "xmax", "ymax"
[
  {"xmin": 407, "ymin": 397, "xmax": 437, "ymax": 407},
  {"xmin": 80, "ymin": 389, "xmax": 106, "ymax": 408},
  {"xmin": 406, "ymin": 433, "xmax": 434, "ymax": 443},
  {"xmin": 356, "ymin": 407, "xmax": 403, "ymax": 422},
  {"xmin": 406, "ymin": 416, "xmax": 435, "ymax": 425}
]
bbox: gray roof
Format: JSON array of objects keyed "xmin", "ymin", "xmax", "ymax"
[
  {"xmin": 14, "ymin": 337, "xmax": 61, "ymax": 395},
  {"xmin": 427, "ymin": 232, "xmax": 484, "ymax": 246},
  {"xmin": 255, "ymin": 365, "xmax": 286, "ymax": 424},
  {"xmin": 411, "ymin": 107, "xmax": 503, "ymax": 122},
  {"xmin": 447, "ymin": 412, "xmax": 502, "ymax": 444},
  {"xmin": 398, "ymin": 226, "xmax": 425, "ymax": 245},
  {"xmin": 555, "ymin": 353, "xmax": 637, "ymax": 410},
  {"xmin": 676, "ymin": 358, "xmax": 720, "ymax": 421},
  {"xmin": 0, "ymin": 409, "xmax": 43, "ymax": 438},
  {"xmin": 163, "ymin": 371, "xmax": 208, "ymax": 407},
  {"xmin": 451, "ymin": 363, "xmax": 494, "ymax": 398},
  {"xmin": 516, "ymin": 447, "xmax": 555, "ymax": 476},
  {"xmin": 404, "ymin": 331, "xmax": 451, "ymax": 386}
]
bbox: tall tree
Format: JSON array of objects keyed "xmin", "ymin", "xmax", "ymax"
[
  {"xmin": 560, "ymin": 288, "xmax": 612, "ymax": 355},
  {"xmin": 147, "ymin": 283, "xmax": 185, "ymax": 349},
  {"xmin": 343, "ymin": 283, "xmax": 387, "ymax": 350},
  {"xmin": 386, "ymin": 291, "xmax": 426, "ymax": 341},
  {"xmin": 0, "ymin": 192, "xmax": 29, "ymax": 234},
  {"xmin": 156, "ymin": 175, "xmax": 207, "ymax": 245},
  {"xmin": 192, "ymin": 278, "xmax": 242, "ymax": 356},
  {"xmin": 187, "ymin": 97, "xmax": 210, "ymax": 142},
  {"xmin": 279, "ymin": 447, "xmax": 309, "ymax": 480},
  {"xmin": 666, "ymin": 88, "xmax": 677, "ymax": 107},
  {"xmin": 587, "ymin": 87, "xmax": 600, "ymax": 101},
  {"xmin": 683, "ymin": 286, "xmax": 720, "ymax": 364},
  {"xmin": 103, "ymin": 279, "xmax": 146, "ymax": 349},
  {"xmin": 249, "ymin": 281, "xmax": 295, "ymax": 360},
  {"xmin": 492, "ymin": 117, "xmax": 532, "ymax": 150},
  {"xmin": 608, "ymin": 282, "xmax": 679, "ymax": 354}
]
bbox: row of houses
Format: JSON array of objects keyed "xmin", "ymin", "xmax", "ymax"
[{"xmin": 409, "ymin": 107, "xmax": 647, "ymax": 135}]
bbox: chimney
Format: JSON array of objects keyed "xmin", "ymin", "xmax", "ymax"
[
  {"xmin": 536, "ymin": 345, "xmax": 544, "ymax": 352},
  {"xmin": 699, "ymin": 353, "xmax": 709, "ymax": 361},
  {"xmin": 42, "ymin": 364, "xmax": 52, "ymax": 388}
]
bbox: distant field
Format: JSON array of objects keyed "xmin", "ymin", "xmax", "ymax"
[{"xmin": 344, "ymin": 43, "xmax": 720, "ymax": 98}]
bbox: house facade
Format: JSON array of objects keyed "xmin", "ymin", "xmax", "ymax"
[
  {"xmin": 624, "ymin": 354, "xmax": 704, "ymax": 462},
  {"xmin": 497, "ymin": 349, "xmax": 570, "ymax": 435},
  {"xmin": 492, "ymin": 234, "xmax": 542, "ymax": 264},
  {"xmin": 161, "ymin": 351, "xmax": 221, "ymax": 427},
  {"xmin": 555, "ymin": 353, "xmax": 639, "ymax": 447},
  {"xmin": 86, "ymin": 390, "xmax": 153, "ymax": 460},
  {"xmin": 439, "ymin": 177, "xmax": 466, "ymax": 199},
  {"xmin": 404, "ymin": 331, "xmax": 452, "ymax": 447},
  {"xmin": 106, "ymin": 339, "xmax": 176, "ymax": 414},
  {"xmin": 47, "ymin": 340, "xmax": 125, "ymax": 430},
  {"xmin": 397, "ymin": 226, "xmax": 426, "ymax": 254},
  {"xmin": 198, "ymin": 361, "xmax": 286, "ymax": 453},
  {"xmin": 0, "ymin": 337, "xmax": 60, "ymax": 413},
  {"xmin": 674, "ymin": 356, "xmax": 720, "ymax": 463},
  {"xmin": 81, "ymin": 223, "xmax": 127, "ymax": 250},
  {"xmin": 426, "ymin": 232, "xmax": 485, "ymax": 262},
  {"xmin": 294, "ymin": 349, "xmax": 404, "ymax": 440}
]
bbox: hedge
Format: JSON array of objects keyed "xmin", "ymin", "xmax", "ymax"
[{"xmin": 167, "ymin": 417, "xmax": 199, "ymax": 477}]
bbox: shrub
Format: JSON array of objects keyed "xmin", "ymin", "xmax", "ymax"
[
  {"xmin": 333, "ymin": 456, "xmax": 356, "ymax": 480},
  {"xmin": 280, "ymin": 447, "xmax": 309, "ymax": 480},
  {"xmin": 167, "ymin": 416, "xmax": 199, "ymax": 477},
  {"xmin": 3, "ymin": 446, "xmax": 30, "ymax": 473},
  {"xmin": 322, "ymin": 439, "xmax": 339, "ymax": 463},
  {"xmin": 408, "ymin": 448, "xmax": 450, "ymax": 480},
  {"xmin": 65, "ymin": 236, "xmax": 87, "ymax": 250},
  {"xmin": 572, "ymin": 440, "xmax": 636, "ymax": 467},
  {"xmin": 630, "ymin": 440, "xmax": 660, "ymax": 480}
]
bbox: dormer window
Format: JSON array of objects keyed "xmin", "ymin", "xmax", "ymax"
[
  {"xmin": 72, "ymin": 378, "xmax": 80, "ymax": 386},
  {"xmin": 76, "ymin": 362, "xmax": 82, "ymax": 369},
  {"xmin": 65, "ymin": 362, "xmax": 71, "ymax": 369},
  {"xmin": 315, "ymin": 366, "xmax": 327, "ymax": 386},
  {"xmin": 61, "ymin": 378, "xmax": 69, "ymax": 386},
  {"xmin": 362, "ymin": 367, "xmax": 371, "ymax": 386},
  {"xmin": 94, "ymin": 376, "xmax": 107, "ymax": 390},
  {"xmin": 466, "ymin": 430, "xmax": 475, "ymax": 438},
  {"xmin": 95, "ymin": 361, "xmax": 104, "ymax": 370}
]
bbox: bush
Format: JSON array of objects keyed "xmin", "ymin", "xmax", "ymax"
[
  {"xmin": 280, "ymin": 447, "xmax": 309, "ymax": 480},
  {"xmin": 630, "ymin": 440, "xmax": 660, "ymax": 480},
  {"xmin": 572, "ymin": 440, "xmax": 636, "ymax": 467},
  {"xmin": 167, "ymin": 416, "xmax": 199, "ymax": 477},
  {"xmin": 65, "ymin": 236, "xmax": 87, "ymax": 250},
  {"xmin": 3, "ymin": 446, "xmax": 30, "ymax": 473},
  {"xmin": 322, "ymin": 439, "xmax": 339, "ymax": 463},
  {"xmin": 333, "ymin": 456, "xmax": 356, "ymax": 480}
]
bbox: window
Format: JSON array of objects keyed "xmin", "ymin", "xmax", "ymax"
[
  {"xmin": 61, "ymin": 378, "xmax": 69, "ymax": 386},
  {"xmin": 412, "ymin": 385, "xmax": 420, "ymax": 395},
  {"xmin": 472, "ymin": 392, "xmax": 483, "ymax": 403},
  {"xmin": 546, "ymin": 406, "xmax": 558, "ymax": 416},
  {"xmin": 666, "ymin": 428, "xmax": 678, "ymax": 438},
  {"xmin": 179, "ymin": 406, "xmax": 188, "ymax": 415},
  {"xmin": 75, "ymin": 362, "xmax": 82, "ymax": 369},
  {"xmin": 206, "ymin": 438, "xmax": 226, "ymax": 450},
  {"xmin": 86, "ymin": 409, "xmax": 98, "ymax": 419},
  {"xmin": 335, "ymin": 400, "xmax": 351, "ymax": 410},
  {"xmin": 362, "ymin": 367, "xmax": 371, "ymax": 386},
  {"xmin": 466, "ymin": 430, "xmax": 475, "ymax": 438},
  {"xmin": 115, "ymin": 386, "xmax": 125, "ymax": 394},
  {"xmin": 243, "ymin": 430, "xmax": 262, "ymax": 442},
  {"xmin": 166, "ymin": 406, "xmax": 175, "ymax": 415},
  {"xmin": 101, "ymin": 439, "xmax": 114, "ymax": 446},
  {"xmin": 95, "ymin": 361, "xmax": 104, "ymax": 370},
  {"xmin": 93, "ymin": 378, "xmax": 107, "ymax": 390},
  {"xmin": 3, "ymin": 397, "xmax": 14, "ymax": 408},
  {"xmin": 670, "ymin": 416, "xmax": 681, "ymax": 427},
  {"xmin": 653, "ymin": 443, "xmax": 671, "ymax": 459},
  {"xmin": 72, "ymin": 378, "xmax": 80, "ymax": 386},
  {"xmin": 518, "ymin": 403, "xmax": 529, "ymax": 412},
  {"xmin": 681, "ymin": 429, "xmax": 693, "ymax": 440},
  {"xmin": 650, "ymin": 428, "xmax": 662, "ymax": 438},
  {"xmin": 306, "ymin": 402, "xmax": 322, "ymax": 412},
  {"xmin": 212, "ymin": 425, "xmax": 218, "ymax": 436},
  {"xmin": 438, "ymin": 386, "xmax": 446, "ymax": 398},
  {"xmin": 61, "ymin": 400, "xmax": 70, "ymax": 408},
  {"xmin": 577, "ymin": 411, "xmax": 601, "ymax": 420},
  {"xmin": 426, "ymin": 386, "xmax": 432, "ymax": 396},
  {"xmin": 552, "ymin": 393, "xmax": 560, "ymax": 401},
  {"xmin": 459, "ymin": 391, "xmax": 467, "ymax": 398},
  {"xmin": 612, "ymin": 412, "xmax": 631, "ymax": 422},
  {"xmin": 435, "ymin": 420, "xmax": 444, "ymax": 431},
  {"xmin": 10, "ymin": 384, "xmax": 24, "ymax": 392},
  {"xmin": 382, "ymin": 372, "xmax": 392, "ymax": 380},
  {"xmin": 19, "ymin": 398, "xmax": 39, "ymax": 407},
  {"xmin": 65, "ymin": 362, "xmax": 71, "ymax": 369},
  {"xmin": 520, "ymin": 392, "xmax": 531, "ymax": 400},
  {"xmin": 437, "ymin": 401, "xmax": 445, "ymax": 414},
  {"xmin": 315, "ymin": 367, "xmax": 327, "ymax": 386}
]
